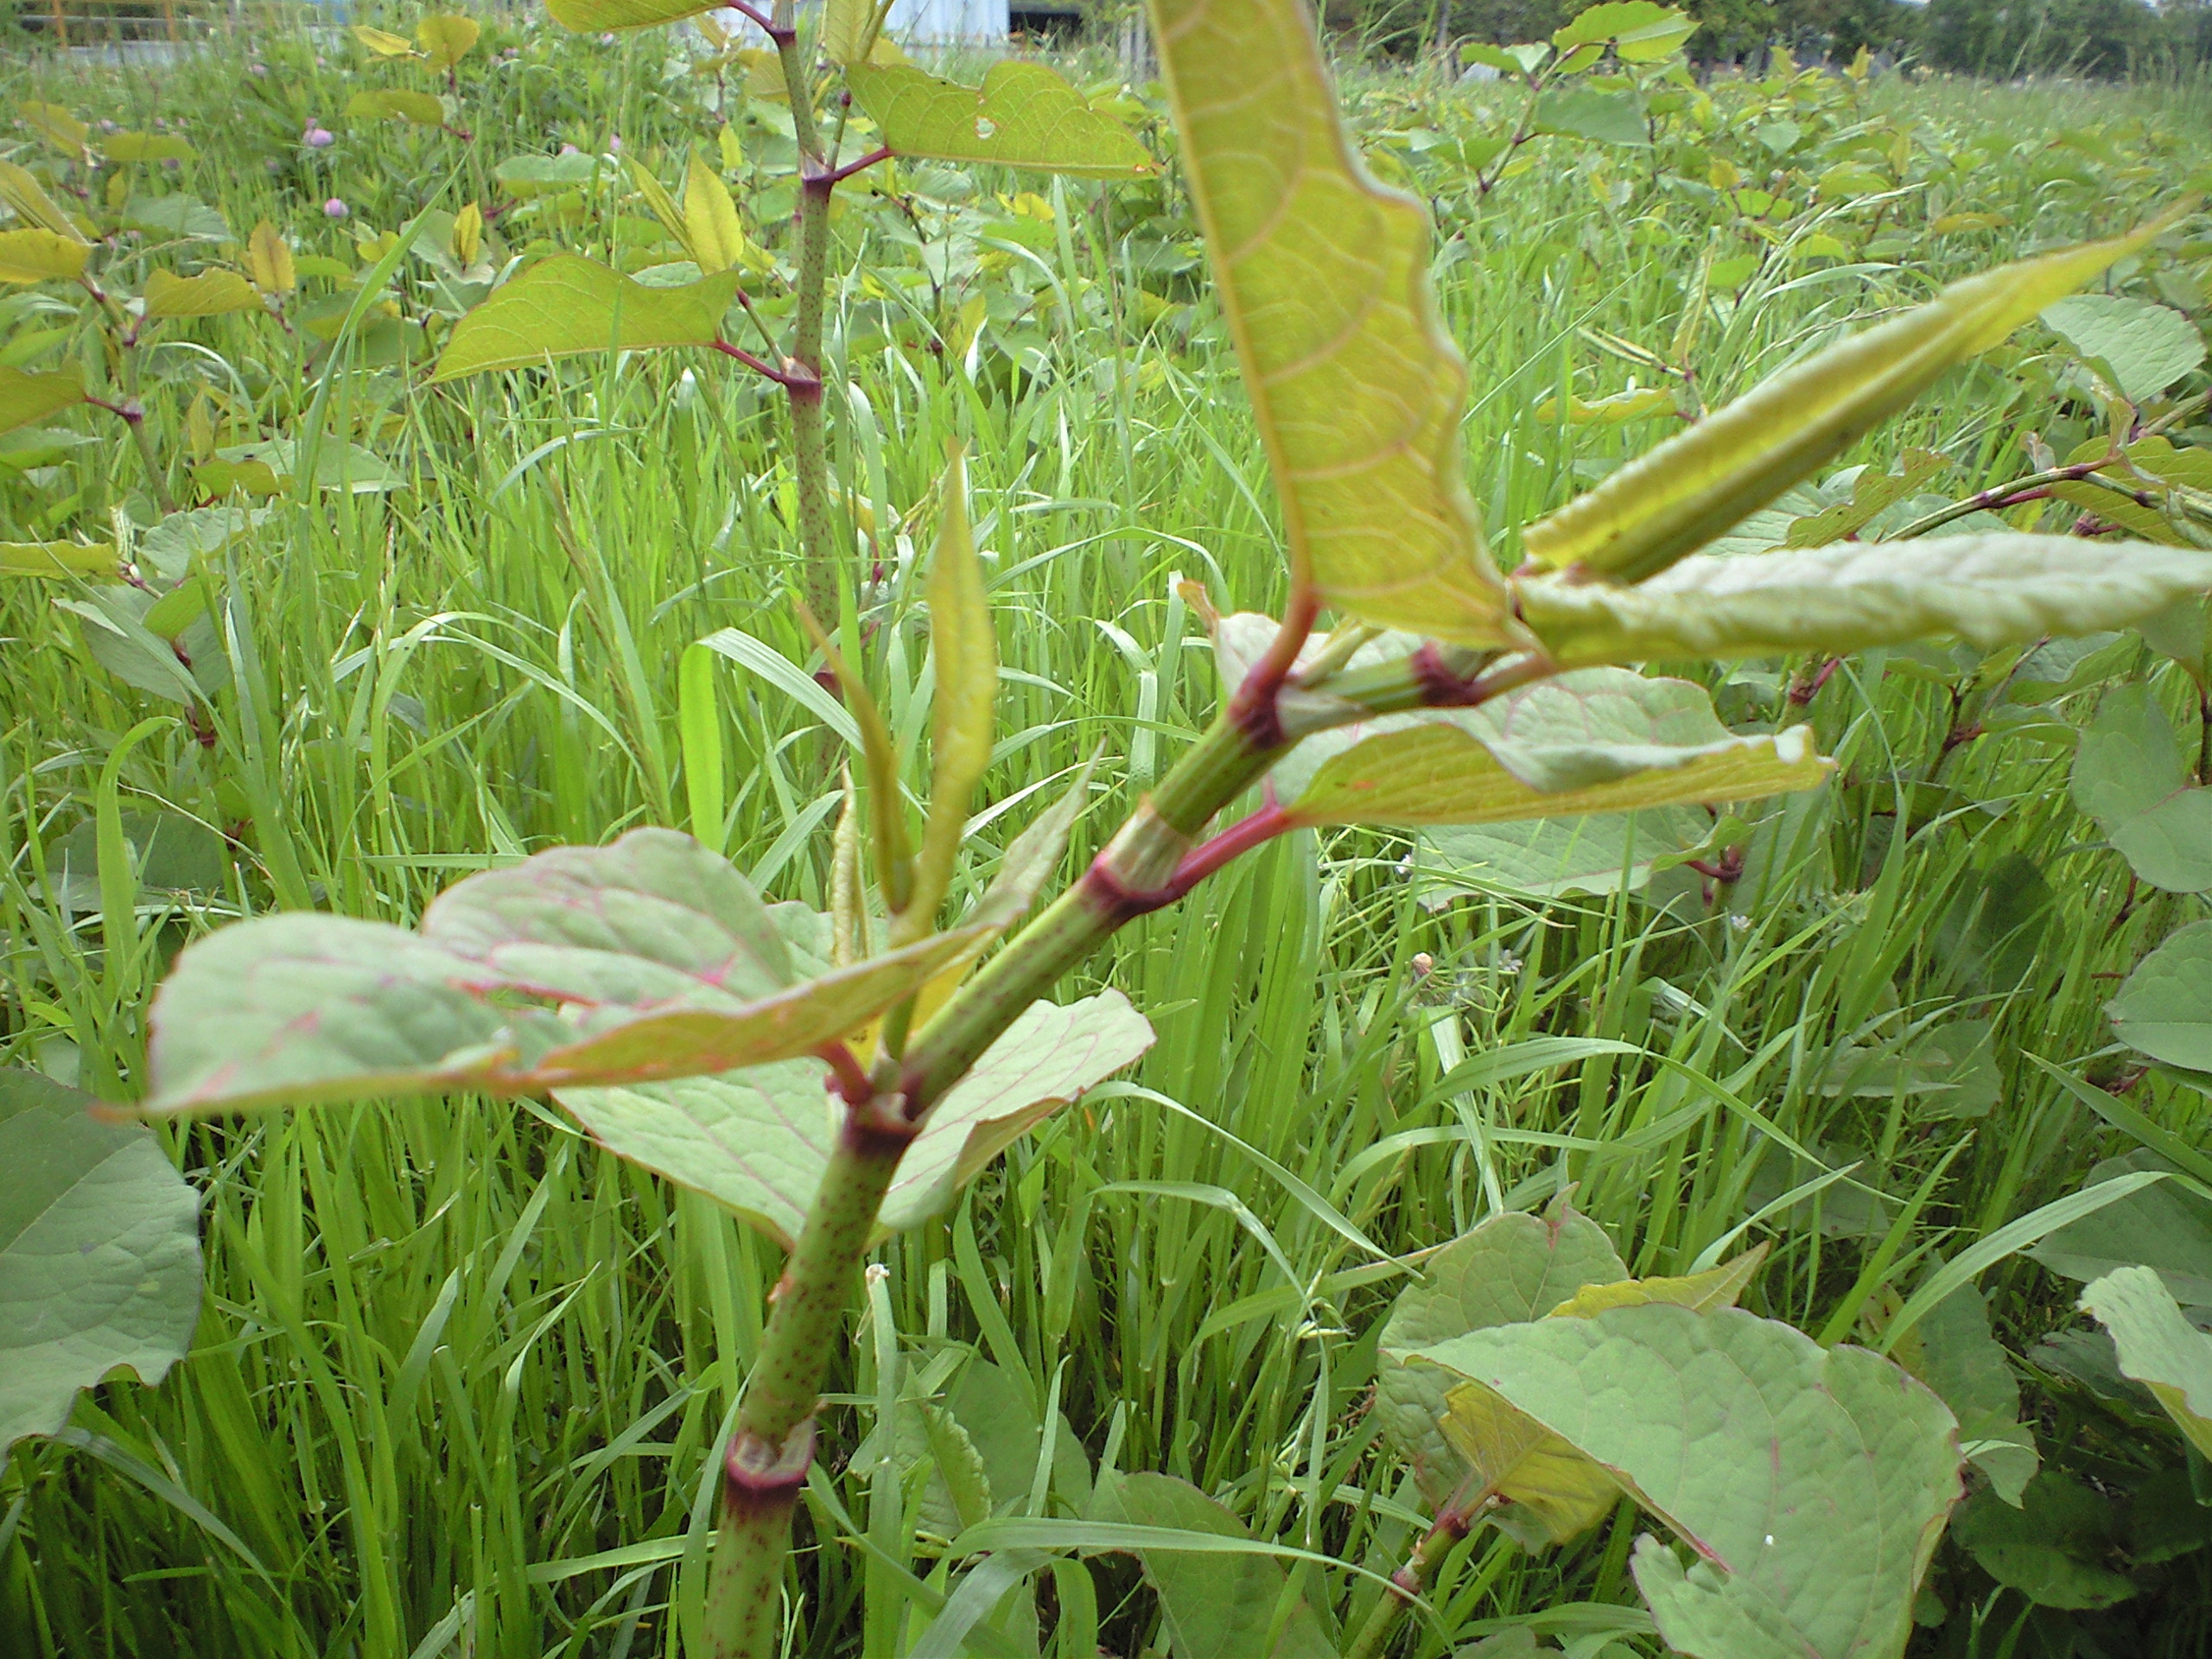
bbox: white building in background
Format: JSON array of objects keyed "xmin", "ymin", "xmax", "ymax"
[{"xmin": 887, "ymin": 0, "xmax": 1011, "ymax": 38}]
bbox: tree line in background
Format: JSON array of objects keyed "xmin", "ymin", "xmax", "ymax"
[{"xmin": 1318, "ymin": 0, "xmax": 2212, "ymax": 76}]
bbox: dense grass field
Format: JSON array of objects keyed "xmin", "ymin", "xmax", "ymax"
[{"xmin": 2, "ymin": 10, "xmax": 2210, "ymax": 1657}]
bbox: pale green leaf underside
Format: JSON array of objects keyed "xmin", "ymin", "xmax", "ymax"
[
  {"xmin": 1148, "ymin": 0, "xmax": 1516, "ymax": 644},
  {"xmin": 431, "ymin": 255, "xmax": 741, "ymax": 382},
  {"xmin": 558, "ymin": 991, "xmax": 1150, "ymax": 1250},
  {"xmin": 2107, "ymin": 921, "xmax": 2212, "ymax": 1074},
  {"xmin": 2081, "ymin": 1265, "xmax": 2212, "ymax": 1458},
  {"xmin": 1520, "ymin": 216, "xmax": 2172, "ymax": 581},
  {"xmin": 544, "ymin": 0, "xmax": 715, "ymax": 31},
  {"xmin": 1376, "ymin": 1206, "xmax": 1629, "ymax": 1510},
  {"xmin": 1280, "ymin": 667, "xmax": 1828, "ymax": 828},
  {"xmin": 1518, "ymin": 535, "xmax": 2212, "ymax": 665},
  {"xmin": 1414, "ymin": 1306, "xmax": 1961, "ymax": 1659},
  {"xmin": 846, "ymin": 61, "xmax": 1155, "ymax": 180},
  {"xmin": 140, "ymin": 830, "xmax": 984, "ymax": 1113},
  {"xmin": 1, "ymin": 1070, "xmax": 202, "ymax": 1468}
]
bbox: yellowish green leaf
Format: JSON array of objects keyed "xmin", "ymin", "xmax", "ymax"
[
  {"xmin": 822, "ymin": 0, "xmax": 877, "ymax": 63},
  {"xmin": 0, "ymin": 366, "xmax": 84, "ymax": 433},
  {"xmin": 143, "ymin": 268, "xmax": 258, "ymax": 320},
  {"xmin": 0, "ymin": 163, "xmax": 90, "ymax": 242},
  {"xmin": 1, "ymin": 540, "xmax": 117, "ymax": 577},
  {"xmin": 1147, "ymin": 0, "xmax": 1516, "ymax": 643},
  {"xmin": 245, "ymin": 221, "xmax": 295, "ymax": 296},
  {"xmin": 416, "ymin": 14, "xmax": 480, "ymax": 69},
  {"xmin": 1535, "ymin": 386, "xmax": 1675, "ymax": 424},
  {"xmin": 1279, "ymin": 669, "xmax": 1829, "ymax": 829},
  {"xmin": 1520, "ymin": 210, "xmax": 2185, "ymax": 581},
  {"xmin": 1441, "ymin": 1381, "xmax": 1624, "ymax": 1542},
  {"xmin": 1545, "ymin": 1244, "xmax": 1767, "ymax": 1318},
  {"xmin": 625, "ymin": 156, "xmax": 695, "ymax": 259},
  {"xmin": 683, "ymin": 152, "xmax": 749, "ymax": 274},
  {"xmin": 845, "ymin": 60, "xmax": 1156, "ymax": 180},
  {"xmin": 2081, "ymin": 1266, "xmax": 2212, "ymax": 1459},
  {"xmin": 430, "ymin": 255, "xmax": 741, "ymax": 381},
  {"xmin": 544, "ymin": 0, "xmax": 718, "ymax": 30},
  {"xmin": 351, "ymin": 23, "xmax": 418, "ymax": 55},
  {"xmin": 905, "ymin": 447, "xmax": 997, "ymax": 935},
  {"xmin": 450, "ymin": 202, "xmax": 484, "ymax": 267},
  {"xmin": 346, "ymin": 89, "xmax": 448, "ymax": 126},
  {"xmin": 0, "ymin": 229, "xmax": 90, "ymax": 286},
  {"xmin": 1516, "ymin": 534, "xmax": 2212, "ymax": 665},
  {"xmin": 102, "ymin": 131, "xmax": 196, "ymax": 164},
  {"xmin": 17, "ymin": 101, "xmax": 87, "ymax": 154}
]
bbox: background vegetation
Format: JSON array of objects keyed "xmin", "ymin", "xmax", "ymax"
[{"xmin": 1, "ymin": 8, "xmax": 2209, "ymax": 1657}]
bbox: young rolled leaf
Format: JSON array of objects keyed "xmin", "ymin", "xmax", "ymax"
[
  {"xmin": 844, "ymin": 61, "xmax": 1156, "ymax": 180},
  {"xmin": 0, "ymin": 366, "xmax": 84, "ymax": 433},
  {"xmin": 556, "ymin": 991, "xmax": 1151, "ymax": 1249},
  {"xmin": 1278, "ymin": 669, "xmax": 1828, "ymax": 828},
  {"xmin": 138, "ymin": 830, "xmax": 987, "ymax": 1113},
  {"xmin": 143, "ymin": 269, "xmax": 259, "ymax": 320},
  {"xmin": 1516, "ymin": 536, "xmax": 2212, "ymax": 666},
  {"xmin": 1, "ymin": 1070, "xmax": 203, "ymax": 1473},
  {"xmin": 429, "ymin": 256, "xmax": 741, "ymax": 381},
  {"xmin": 1413, "ymin": 1306, "xmax": 1961, "ymax": 1659},
  {"xmin": 1518, "ymin": 212, "xmax": 2183, "ymax": 582},
  {"xmin": 683, "ymin": 152, "xmax": 752, "ymax": 275},
  {"xmin": 904, "ymin": 448, "xmax": 996, "ymax": 933},
  {"xmin": 2080, "ymin": 1265, "xmax": 2212, "ymax": 1458},
  {"xmin": 1149, "ymin": 0, "xmax": 1517, "ymax": 644}
]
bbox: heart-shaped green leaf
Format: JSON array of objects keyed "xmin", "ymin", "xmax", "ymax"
[
  {"xmin": 1149, "ymin": 0, "xmax": 1516, "ymax": 643},
  {"xmin": 1414, "ymin": 1306, "xmax": 1961, "ymax": 1659},
  {"xmin": 143, "ymin": 268, "xmax": 258, "ymax": 319},
  {"xmin": 2071, "ymin": 684, "xmax": 2212, "ymax": 893},
  {"xmin": 846, "ymin": 60, "xmax": 1155, "ymax": 180},
  {"xmin": 2107, "ymin": 922, "xmax": 2212, "ymax": 1074},
  {"xmin": 430, "ymin": 256, "xmax": 741, "ymax": 382},
  {"xmin": 139, "ymin": 830, "xmax": 988, "ymax": 1113},
  {"xmin": 1518, "ymin": 535, "xmax": 2212, "ymax": 664},
  {"xmin": 1, "ymin": 1070, "xmax": 202, "ymax": 1471},
  {"xmin": 1520, "ymin": 212, "xmax": 2181, "ymax": 581},
  {"xmin": 556, "ymin": 991, "xmax": 1151, "ymax": 1249},
  {"xmin": 1280, "ymin": 669, "xmax": 1828, "ymax": 828}
]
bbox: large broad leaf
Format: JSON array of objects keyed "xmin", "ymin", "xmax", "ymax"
[
  {"xmin": 845, "ymin": 61, "xmax": 1155, "ymax": 180},
  {"xmin": 0, "ymin": 228, "xmax": 90, "ymax": 284},
  {"xmin": 1519, "ymin": 214, "xmax": 2175, "ymax": 581},
  {"xmin": 346, "ymin": 89, "xmax": 448, "ymax": 126},
  {"xmin": 430, "ymin": 256, "xmax": 741, "ymax": 382},
  {"xmin": 556, "ymin": 992, "xmax": 1151, "ymax": 1249},
  {"xmin": 139, "ymin": 830, "xmax": 987, "ymax": 1113},
  {"xmin": 2107, "ymin": 923, "xmax": 2212, "ymax": 1074},
  {"xmin": 1518, "ymin": 535, "xmax": 2212, "ymax": 665},
  {"xmin": 1088, "ymin": 1471, "xmax": 1338, "ymax": 1659},
  {"xmin": 545, "ymin": 0, "xmax": 715, "ymax": 29},
  {"xmin": 143, "ymin": 269, "xmax": 259, "ymax": 320},
  {"xmin": 1414, "ymin": 1306, "xmax": 1961, "ymax": 1659},
  {"xmin": 2071, "ymin": 685, "xmax": 2212, "ymax": 893},
  {"xmin": 1, "ymin": 1070, "xmax": 201, "ymax": 1471},
  {"xmin": 1148, "ymin": 0, "xmax": 1516, "ymax": 644},
  {"xmin": 1532, "ymin": 89, "xmax": 1649, "ymax": 146},
  {"xmin": 1376, "ymin": 1205, "xmax": 1629, "ymax": 1516},
  {"xmin": 1280, "ymin": 669, "xmax": 1827, "ymax": 828},
  {"xmin": 1553, "ymin": 0, "xmax": 1697, "ymax": 58},
  {"xmin": 2029, "ymin": 1150, "xmax": 2212, "ymax": 1307},
  {"xmin": 1427, "ymin": 1254, "xmax": 1769, "ymax": 1548},
  {"xmin": 1415, "ymin": 808, "xmax": 1717, "ymax": 905},
  {"xmin": 1952, "ymin": 1473, "xmax": 2136, "ymax": 1610},
  {"xmin": 0, "ymin": 366, "xmax": 83, "ymax": 432},
  {"xmin": 2042, "ymin": 294, "xmax": 2205, "ymax": 404},
  {"xmin": 2082, "ymin": 1265, "xmax": 2212, "ymax": 1457}
]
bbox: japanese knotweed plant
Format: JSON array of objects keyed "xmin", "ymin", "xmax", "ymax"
[{"xmin": 108, "ymin": 1, "xmax": 2212, "ymax": 1656}]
